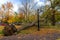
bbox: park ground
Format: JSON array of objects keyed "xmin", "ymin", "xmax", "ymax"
[{"xmin": 0, "ymin": 26, "xmax": 60, "ymax": 40}]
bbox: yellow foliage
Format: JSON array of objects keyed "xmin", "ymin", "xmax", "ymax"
[
  {"xmin": 8, "ymin": 16, "xmax": 15, "ymax": 23},
  {"xmin": 8, "ymin": 17, "xmax": 15, "ymax": 23}
]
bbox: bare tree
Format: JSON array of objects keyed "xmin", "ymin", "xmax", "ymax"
[
  {"xmin": 5, "ymin": 2, "xmax": 13, "ymax": 20},
  {"xmin": 19, "ymin": 0, "xmax": 37, "ymax": 22},
  {"xmin": 1, "ymin": 2, "xmax": 13, "ymax": 22}
]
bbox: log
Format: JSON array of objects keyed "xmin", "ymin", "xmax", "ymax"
[{"xmin": 17, "ymin": 22, "xmax": 36, "ymax": 33}]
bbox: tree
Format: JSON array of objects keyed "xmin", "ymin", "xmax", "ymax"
[
  {"xmin": 0, "ymin": 4, "xmax": 6, "ymax": 22},
  {"xmin": 43, "ymin": 0, "xmax": 60, "ymax": 26},
  {"xmin": 19, "ymin": 0, "xmax": 37, "ymax": 22},
  {"xmin": 1, "ymin": 2, "xmax": 13, "ymax": 23},
  {"xmin": 5, "ymin": 2, "xmax": 13, "ymax": 20},
  {"xmin": 50, "ymin": 0, "xmax": 60, "ymax": 25}
]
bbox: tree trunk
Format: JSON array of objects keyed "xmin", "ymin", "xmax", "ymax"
[{"xmin": 51, "ymin": 9, "xmax": 56, "ymax": 26}]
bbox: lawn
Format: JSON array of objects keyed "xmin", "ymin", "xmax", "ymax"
[
  {"xmin": 0, "ymin": 25, "xmax": 60, "ymax": 40},
  {"xmin": 0, "ymin": 25, "xmax": 60, "ymax": 35}
]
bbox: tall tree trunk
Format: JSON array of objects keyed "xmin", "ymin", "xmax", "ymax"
[
  {"xmin": 37, "ymin": 9, "xmax": 40, "ymax": 31},
  {"xmin": 51, "ymin": 9, "xmax": 56, "ymax": 26}
]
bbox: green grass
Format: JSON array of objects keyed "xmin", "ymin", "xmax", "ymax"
[
  {"xmin": 0, "ymin": 30, "xmax": 3, "ymax": 34},
  {"xmin": 0, "ymin": 26, "xmax": 4, "ymax": 35}
]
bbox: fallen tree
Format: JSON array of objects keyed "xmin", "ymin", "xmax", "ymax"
[
  {"xmin": 2, "ymin": 21, "xmax": 36, "ymax": 36},
  {"xmin": 3, "ymin": 19, "xmax": 47, "ymax": 36},
  {"xmin": 17, "ymin": 22, "xmax": 36, "ymax": 33}
]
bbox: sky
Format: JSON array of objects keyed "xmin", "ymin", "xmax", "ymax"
[{"xmin": 0, "ymin": 0, "xmax": 50, "ymax": 12}]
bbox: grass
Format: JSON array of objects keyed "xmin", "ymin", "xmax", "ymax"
[
  {"xmin": 56, "ymin": 39, "xmax": 60, "ymax": 40},
  {"xmin": 0, "ymin": 30, "xmax": 3, "ymax": 34},
  {"xmin": 0, "ymin": 26, "xmax": 4, "ymax": 36},
  {"xmin": 0, "ymin": 25, "xmax": 60, "ymax": 35},
  {"xmin": 41, "ymin": 25, "xmax": 60, "ymax": 30},
  {"xmin": 19, "ymin": 26, "xmax": 37, "ymax": 35},
  {"xmin": 18, "ymin": 25, "xmax": 60, "ymax": 35}
]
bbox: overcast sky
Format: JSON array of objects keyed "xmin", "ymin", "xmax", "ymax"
[{"xmin": 0, "ymin": 0, "xmax": 50, "ymax": 12}]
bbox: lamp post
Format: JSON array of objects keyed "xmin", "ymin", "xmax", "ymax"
[{"xmin": 37, "ymin": 9, "xmax": 40, "ymax": 31}]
